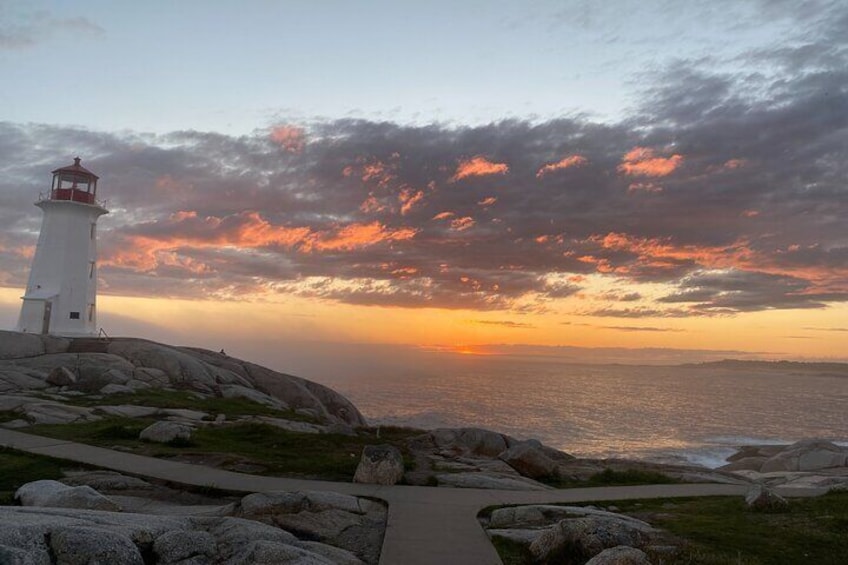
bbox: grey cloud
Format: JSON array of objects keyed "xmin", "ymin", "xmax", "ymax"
[
  {"xmin": 659, "ymin": 269, "xmax": 848, "ymax": 312},
  {"xmin": 1, "ymin": 11, "xmax": 847, "ymax": 313},
  {"xmin": 0, "ymin": 8, "xmax": 103, "ymax": 49}
]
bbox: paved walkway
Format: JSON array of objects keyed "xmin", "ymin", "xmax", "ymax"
[{"xmin": 0, "ymin": 428, "xmax": 825, "ymax": 565}]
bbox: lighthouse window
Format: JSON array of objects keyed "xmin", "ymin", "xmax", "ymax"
[
  {"xmin": 89, "ymin": 261, "xmax": 95, "ymax": 278},
  {"xmin": 90, "ymin": 223, "xmax": 96, "ymax": 239},
  {"xmin": 69, "ymin": 311, "xmax": 80, "ymax": 320}
]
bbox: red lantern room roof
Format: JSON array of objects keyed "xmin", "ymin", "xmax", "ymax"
[
  {"xmin": 51, "ymin": 157, "xmax": 99, "ymax": 180},
  {"xmin": 48, "ymin": 157, "xmax": 100, "ymax": 205}
]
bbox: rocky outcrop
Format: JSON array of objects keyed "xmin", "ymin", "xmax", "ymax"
[
  {"xmin": 761, "ymin": 440, "xmax": 848, "ymax": 473},
  {"xmin": 498, "ymin": 440, "xmax": 573, "ymax": 480},
  {"xmin": 3, "ymin": 476, "xmax": 383, "ymax": 565},
  {"xmin": 720, "ymin": 440, "xmax": 848, "ymax": 490},
  {"xmin": 585, "ymin": 546, "xmax": 653, "ymax": 565},
  {"xmin": 139, "ymin": 421, "xmax": 193, "ymax": 444},
  {"xmin": 530, "ymin": 516, "xmax": 653, "ymax": 562},
  {"xmin": 430, "ymin": 427, "xmax": 511, "ymax": 457},
  {"xmin": 0, "ymin": 506, "xmax": 364, "ymax": 565},
  {"xmin": 483, "ymin": 504, "xmax": 662, "ymax": 564},
  {"xmin": 0, "ymin": 330, "xmax": 366, "ymax": 428},
  {"xmin": 353, "ymin": 445, "xmax": 405, "ymax": 485},
  {"xmin": 15, "ymin": 480, "xmax": 122, "ymax": 512},
  {"xmin": 233, "ymin": 490, "xmax": 385, "ymax": 564},
  {"xmin": 722, "ymin": 440, "xmax": 848, "ymax": 473}
]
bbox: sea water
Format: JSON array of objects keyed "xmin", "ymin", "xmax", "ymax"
[{"xmin": 314, "ymin": 356, "xmax": 848, "ymax": 469}]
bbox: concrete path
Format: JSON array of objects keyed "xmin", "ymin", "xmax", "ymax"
[{"xmin": 0, "ymin": 428, "xmax": 825, "ymax": 565}]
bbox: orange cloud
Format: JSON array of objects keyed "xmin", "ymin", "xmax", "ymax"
[
  {"xmin": 451, "ymin": 156, "xmax": 509, "ymax": 182},
  {"xmin": 399, "ymin": 188, "xmax": 425, "ymax": 215},
  {"xmin": 536, "ymin": 155, "xmax": 588, "ymax": 178},
  {"xmin": 304, "ymin": 221, "xmax": 417, "ymax": 252},
  {"xmin": 269, "ymin": 125, "xmax": 306, "ymax": 153},
  {"xmin": 432, "ymin": 211, "xmax": 455, "ymax": 220},
  {"xmin": 450, "ymin": 216, "xmax": 476, "ymax": 231},
  {"xmin": 104, "ymin": 212, "xmax": 416, "ymax": 271},
  {"xmin": 618, "ymin": 147, "xmax": 683, "ymax": 177},
  {"xmin": 344, "ymin": 158, "xmax": 396, "ymax": 189},
  {"xmin": 587, "ymin": 231, "xmax": 754, "ymax": 274},
  {"xmin": 360, "ymin": 195, "xmax": 388, "ymax": 214},
  {"xmin": 742, "ymin": 210, "xmax": 760, "ymax": 218},
  {"xmin": 478, "ymin": 196, "xmax": 497, "ymax": 207},
  {"xmin": 723, "ymin": 158, "xmax": 747, "ymax": 170}
]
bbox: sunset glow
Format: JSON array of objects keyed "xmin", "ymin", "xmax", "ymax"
[{"xmin": 1, "ymin": 0, "xmax": 846, "ymax": 368}]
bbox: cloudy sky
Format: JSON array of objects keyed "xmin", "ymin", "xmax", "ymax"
[{"xmin": 1, "ymin": 0, "xmax": 846, "ymax": 368}]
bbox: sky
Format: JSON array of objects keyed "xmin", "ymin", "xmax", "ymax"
[{"xmin": 1, "ymin": 0, "xmax": 847, "ymax": 373}]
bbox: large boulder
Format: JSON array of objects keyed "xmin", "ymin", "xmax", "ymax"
[
  {"xmin": 15, "ymin": 480, "xmax": 121, "ymax": 512},
  {"xmin": 139, "ymin": 421, "xmax": 193, "ymax": 444},
  {"xmin": 153, "ymin": 529, "xmax": 217, "ymax": 564},
  {"xmin": 353, "ymin": 445, "xmax": 405, "ymax": 485},
  {"xmin": 21, "ymin": 402, "xmax": 98, "ymax": 425},
  {"xmin": 489, "ymin": 505, "xmax": 653, "ymax": 531},
  {"xmin": 529, "ymin": 517, "xmax": 653, "ymax": 563},
  {"xmin": 235, "ymin": 491, "xmax": 384, "ymax": 564},
  {"xmin": 430, "ymin": 428, "xmax": 511, "ymax": 457},
  {"xmin": 760, "ymin": 440, "xmax": 848, "ymax": 473},
  {"xmin": 585, "ymin": 546, "xmax": 653, "ymax": 565},
  {"xmin": 50, "ymin": 526, "xmax": 143, "ymax": 565},
  {"xmin": 498, "ymin": 440, "xmax": 560, "ymax": 479}
]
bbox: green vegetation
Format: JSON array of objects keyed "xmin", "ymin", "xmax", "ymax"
[
  {"xmin": 0, "ymin": 411, "xmax": 25, "ymax": 424},
  {"xmin": 0, "ymin": 447, "xmax": 79, "ymax": 504},
  {"xmin": 64, "ymin": 388, "xmax": 318, "ymax": 422},
  {"xmin": 540, "ymin": 467, "xmax": 681, "ymax": 489},
  {"xmin": 491, "ymin": 536, "xmax": 533, "ymax": 565},
  {"xmin": 484, "ymin": 492, "xmax": 848, "ymax": 564},
  {"xmin": 28, "ymin": 418, "xmax": 423, "ymax": 481}
]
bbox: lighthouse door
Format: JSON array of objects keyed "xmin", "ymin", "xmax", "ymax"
[{"xmin": 41, "ymin": 301, "xmax": 52, "ymax": 334}]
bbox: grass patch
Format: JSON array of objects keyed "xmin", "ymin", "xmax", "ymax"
[
  {"xmin": 540, "ymin": 467, "xmax": 681, "ymax": 489},
  {"xmin": 491, "ymin": 536, "xmax": 533, "ymax": 565},
  {"xmin": 0, "ymin": 447, "xmax": 82, "ymax": 504},
  {"xmin": 485, "ymin": 492, "xmax": 848, "ymax": 564},
  {"xmin": 0, "ymin": 411, "xmax": 26, "ymax": 423},
  {"xmin": 585, "ymin": 468, "xmax": 681, "ymax": 487},
  {"xmin": 28, "ymin": 419, "xmax": 424, "ymax": 481}
]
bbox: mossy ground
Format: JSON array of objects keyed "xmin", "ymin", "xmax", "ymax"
[
  {"xmin": 483, "ymin": 492, "xmax": 848, "ymax": 564},
  {"xmin": 544, "ymin": 467, "xmax": 682, "ymax": 488},
  {"xmin": 28, "ymin": 418, "xmax": 421, "ymax": 481},
  {"xmin": 0, "ymin": 447, "xmax": 87, "ymax": 504}
]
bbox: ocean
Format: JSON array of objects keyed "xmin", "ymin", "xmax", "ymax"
[{"xmin": 313, "ymin": 356, "xmax": 848, "ymax": 469}]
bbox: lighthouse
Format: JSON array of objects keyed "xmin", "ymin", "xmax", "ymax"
[{"xmin": 16, "ymin": 158, "xmax": 108, "ymax": 336}]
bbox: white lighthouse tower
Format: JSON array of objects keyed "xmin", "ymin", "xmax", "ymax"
[{"xmin": 16, "ymin": 158, "xmax": 108, "ymax": 336}]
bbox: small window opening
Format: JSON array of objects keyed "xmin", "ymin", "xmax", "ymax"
[
  {"xmin": 89, "ymin": 261, "xmax": 95, "ymax": 278},
  {"xmin": 90, "ymin": 223, "xmax": 96, "ymax": 239},
  {"xmin": 69, "ymin": 312, "xmax": 80, "ymax": 320}
]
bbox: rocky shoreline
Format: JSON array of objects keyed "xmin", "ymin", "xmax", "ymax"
[{"xmin": 1, "ymin": 330, "xmax": 846, "ymax": 564}]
